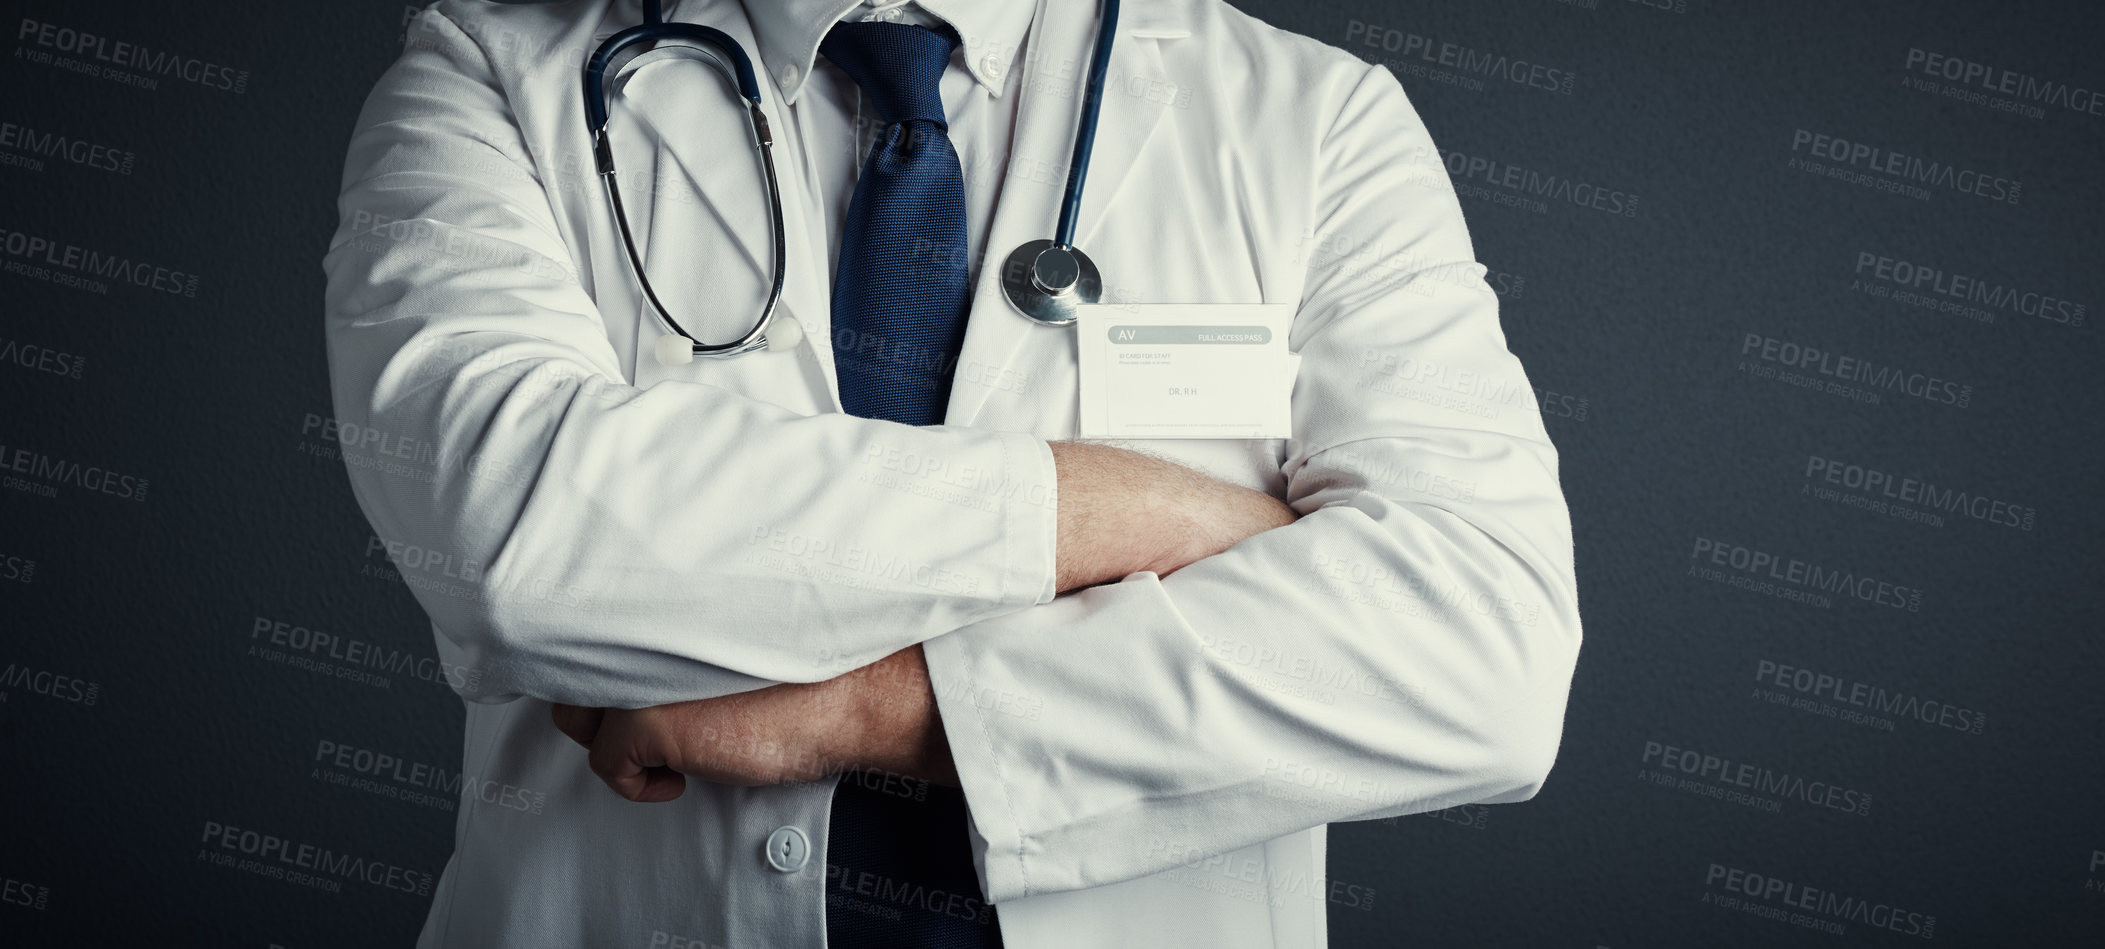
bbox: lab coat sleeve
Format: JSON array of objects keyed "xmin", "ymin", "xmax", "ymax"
[
  {"xmin": 920, "ymin": 63, "xmax": 1582, "ymax": 903},
  {"xmin": 321, "ymin": 10, "xmax": 1058, "ymax": 709}
]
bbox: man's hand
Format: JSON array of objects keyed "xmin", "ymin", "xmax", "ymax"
[
  {"xmin": 1050, "ymin": 440, "xmax": 1299, "ymax": 591},
  {"xmin": 552, "ymin": 645, "xmax": 953, "ymax": 802}
]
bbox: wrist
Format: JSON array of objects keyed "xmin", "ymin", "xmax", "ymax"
[{"xmin": 831, "ymin": 646, "xmax": 956, "ymax": 784}]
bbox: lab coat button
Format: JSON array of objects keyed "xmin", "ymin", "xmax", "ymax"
[
  {"xmin": 777, "ymin": 63, "xmax": 800, "ymax": 90},
  {"xmin": 764, "ymin": 826, "xmax": 810, "ymax": 872}
]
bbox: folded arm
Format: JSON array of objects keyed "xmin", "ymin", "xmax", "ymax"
[
  {"xmin": 552, "ymin": 443, "xmax": 1299, "ymax": 799},
  {"xmin": 917, "ymin": 63, "xmax": 1585, "ymax": 903}
]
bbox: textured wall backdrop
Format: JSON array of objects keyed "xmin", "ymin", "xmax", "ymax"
[{"xmin": 3, "ymin": 0, "xmax": 2101, "ymax": 945}]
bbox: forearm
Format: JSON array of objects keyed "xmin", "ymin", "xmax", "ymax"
[
  {"xmin": 1050, "ymin": 439, "xmax": 1297, "ymax": 592},
  {"xmin": 827, "ymin": 645, "xmax": 959, "ymax": 785}
]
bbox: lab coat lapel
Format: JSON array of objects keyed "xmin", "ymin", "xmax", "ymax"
[
  {"xmin": 942, "ymin": 0, "xmax": 1177, "ymax": 430},
  {"xmin": 1067, "ymin": 6, "xmax": 1185, "ymax": 261},
  {"xmin": 614, "ymin": 7, "xmax": 833, "ymax": 405}
]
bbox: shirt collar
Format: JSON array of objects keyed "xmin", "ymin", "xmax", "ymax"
[{"xmin": 740, "ymin": 0, "xmax": 1035, "ymax": 105}]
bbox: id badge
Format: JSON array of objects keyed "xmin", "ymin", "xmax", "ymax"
[{"xmin": 1075, "ymin": 303, "xmax": 1300, "ymax": 439}]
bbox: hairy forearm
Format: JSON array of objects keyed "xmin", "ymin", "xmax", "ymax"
[
  {"xmin": 1050, "ymin": 439, "xmax": 1297, "ymax": 592},
  {"xmin": 826, "ymin": 644, "xmax": 958, "ymax": 785}
]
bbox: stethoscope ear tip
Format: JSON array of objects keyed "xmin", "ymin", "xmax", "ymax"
[
  {"xmin": 654, "ymin": 334, "xmax": 697, "ymax": 366},
  {"xmin": 764, "ymin": 315, "xmax": 803, "ymax": 352}
]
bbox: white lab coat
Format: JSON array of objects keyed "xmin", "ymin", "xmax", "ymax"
[{"xmin": 321, "ymin": 0, "xmax": 1583, "ymax": 946}]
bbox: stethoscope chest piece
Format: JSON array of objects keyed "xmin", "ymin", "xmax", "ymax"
[{"xmin": 1001, "ymin": 239, "xmax": 1102, "ymax": 326}]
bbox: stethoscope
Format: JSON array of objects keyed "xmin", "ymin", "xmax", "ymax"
[{"xmin": 583, "ymin": 0, "xmax": 1121, "ymax": 366}]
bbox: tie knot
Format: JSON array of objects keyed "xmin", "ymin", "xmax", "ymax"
[{"xmin": 818, "ymin": 20, "xmax": 956, "ymax": 127}]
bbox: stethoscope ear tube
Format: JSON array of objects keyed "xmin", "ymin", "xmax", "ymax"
[
  {"xmin": 584, "ymin": 22, "xmax": 764, "ymax": 133},
  {"xmin": 1054, "ymin": 0, "xmax": 1119, "ymax": 250},
  {"xmin": 584, "ymin": 16, "xmax": 787, "ymax": 363}
]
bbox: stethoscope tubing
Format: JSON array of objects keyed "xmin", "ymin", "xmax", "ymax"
[
  {"xmin": 1056, "ymin": 0, "xmax": 1119, "ymax": 250},
  {"xmin": 583, "ymin": 0, "xmax": 1117, "ymax": 357}
]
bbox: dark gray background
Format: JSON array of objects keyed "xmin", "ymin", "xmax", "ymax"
[{"xmin": 3, "ymin": 0, "xmax": 2101, "ymax": 945}]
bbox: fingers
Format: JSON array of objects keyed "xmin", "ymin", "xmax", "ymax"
[
  {"xmin": 566, "ymin": 690, "xmax": 855, "ymax": 799},
  {"xmin": 587, "ymin": 713, "xmax": 688, "ymax": 803},
  {"xmin": 555, "ymin": 705, "xmax": 688, "ymax": 803},
  {"xmin": 631, "ymin": 766, "xmax": 688, "ymax": 802},
  {"xmin": 549, "ymin": 703, "xmax": 605, "ymax": 748}
]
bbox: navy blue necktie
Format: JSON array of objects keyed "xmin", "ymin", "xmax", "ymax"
[
  {"xmin": 818, "ymin": 20, "xmax": 1002, "ymax": 949},
  {"xmin": 823, "ymin": 20, "xmax": 972, "ymax": 426}
]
